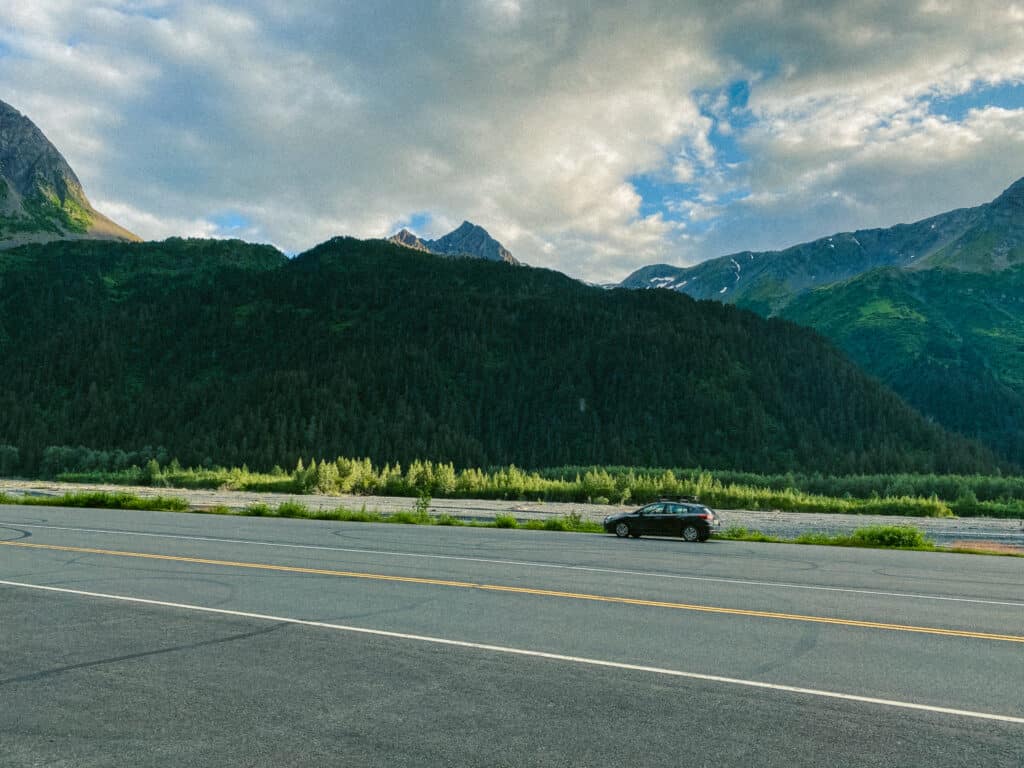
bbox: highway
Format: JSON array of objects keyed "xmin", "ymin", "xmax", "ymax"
[{"xmin": 1, "ymin": 505, "xmax": 1022, "ymax": 767}]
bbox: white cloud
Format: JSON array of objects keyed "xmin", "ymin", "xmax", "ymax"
[
  {"xmin": 94, "ymin": 199, "xmax": 219, "ymax": 241},
  {"xmin": 1, "ymin": 1, "xmax": 1023, "ymax": 282}
]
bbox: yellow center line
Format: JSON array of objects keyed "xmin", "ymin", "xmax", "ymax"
[{"xmin": 3, "ymin": 539, "xmax": 1022, "ymax": 643}]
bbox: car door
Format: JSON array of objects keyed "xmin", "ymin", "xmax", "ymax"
[
  {"xmin": 664, "ymin": 504, "xmax": 684, "ymax": 536},
  {"xmin": 637, "ymin": 503, "xmax": 665, "ymax": 534}
]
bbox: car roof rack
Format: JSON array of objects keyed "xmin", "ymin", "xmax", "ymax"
[{"xmin": 659, "ymin": 495, "xmax": 699, "ymax": 503}]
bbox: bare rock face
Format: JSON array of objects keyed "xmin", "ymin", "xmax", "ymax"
[
  {"xmin": 387, "ymin": 228, "xmax": 431, "ymax": 252},
  {"xmin": 428, "ymin": 221, "xmax": 518, "ymax": 265},
  {"xmin": 0, "ymin": 99, "xmax": 139, "ymax": 248},
  {"xmin": 387, "ymin": 220, "xmax": 518, "ymax": 265}
]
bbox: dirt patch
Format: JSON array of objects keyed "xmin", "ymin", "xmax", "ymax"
[{"xmin": 946, "ymin": 540, "xmax": 1024, "ymax": 555}]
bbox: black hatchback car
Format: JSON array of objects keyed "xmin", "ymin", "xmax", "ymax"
[{"xmin": 603, "ymin": 501, "xmax": 721, "ymax": 542}]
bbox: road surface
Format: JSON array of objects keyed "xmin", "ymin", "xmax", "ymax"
[{"xmin": 1, "ymin": 505, "xmax": 1022, "ymax": 766}]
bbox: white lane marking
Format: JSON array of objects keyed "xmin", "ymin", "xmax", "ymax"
[
  {"xmin": 2, "ymin": 520, "xmax": 1023, "ymax": 608},
  {"xmin": 1, "ymin": 578, "xmax": 1022, "ymax": 725}
]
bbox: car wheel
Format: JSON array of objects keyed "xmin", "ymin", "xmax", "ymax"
[
  {"xmin": 614, "ymin": 521, "xmax": 631, "ymax": 538},
  {"xmin": 682, "ymin": 524, "xmax": 701, "ymax": 542}
]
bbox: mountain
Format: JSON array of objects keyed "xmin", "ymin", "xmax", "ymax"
[
  {"xmin": 388, "ymin": 228, "xmax": 431, "ymax": 252},
  {"xmin": 389, "ymin": 221, "xmax": 519, "ymax": 265},
  {"xmin": 0, "ymin": 99, "xmax": 139, "ymax": 249},
  {"xmin": 782, "ymin": 266, "xmax": 1024, "ymax": 464},
  {"xmin": 620, "ymin": 176, "xmax": 1024, "ymax": 464},
  {"xmin": 0, "ymin": 236, "xmax": 997, "ymax": 476},
  {"xmin": 620, "ymin": 176, "xmax": 1024, "ymax": 315}
]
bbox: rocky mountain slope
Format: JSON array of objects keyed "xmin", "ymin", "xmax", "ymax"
[
  {"xmin": 389, "ymin": 221, "xmax": 518, "ymax": 265},
  {"xmin": 0, "ymin": 99, "xmax": 139, "ymax": 248}
]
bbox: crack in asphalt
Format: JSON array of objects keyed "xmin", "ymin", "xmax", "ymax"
[
  {"xmin": 0, "ymin": 525, "xmax": 32, "ymax": 541},
  {"xmin": 0, "ymin": 621, "xmax": 290, "ymax": 688}
]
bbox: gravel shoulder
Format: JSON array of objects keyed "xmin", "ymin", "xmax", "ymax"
[{"xmin": 2, "ymin": 478, "xmax": 1022, "ymax": 546}]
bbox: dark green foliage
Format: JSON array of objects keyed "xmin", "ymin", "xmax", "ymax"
[
  {"xmin": 53, "ymin": 458, "xmax": 967, "ymax": 516},
  {"xmin": 542, "ymin": 465, "xmax": 1024, "ymax": 509},
  {"xmin": 720, "ymin": 525, "xmax": 934, "ymax": 550},
  {"xmin": 783, "ymin": 266, "xmax": 1024, "ymax": 465},
  {"xmin": 849, "ymin": 525, "xmax": 932, "ymax": 548},
  {"xmin": 0, "ymin": 236, "xmax": 1000, "ymax": 476},
  {"xmin": 0, "ymin": 443, "xmax": 18, "ymax": 475},
  {"xmin": 276, "ymin": 501, "xmax": 311, "ymax": 518},
  {"xmin": 0, "ymin": 491, "xmax": 188, "ymax": 512},
  {"xmin": 793, "ymin": 525, "xmax": 933, "ymax": 549}
]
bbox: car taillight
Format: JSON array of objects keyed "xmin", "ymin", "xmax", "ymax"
[{"xmin": 697, "ymin": 513, "xmax": 711, "ymax": 520}]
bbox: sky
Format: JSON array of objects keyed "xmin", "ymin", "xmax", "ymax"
[{"xmin": 1, "ymin": 1, "xmax": 1023, "ymax": 283}]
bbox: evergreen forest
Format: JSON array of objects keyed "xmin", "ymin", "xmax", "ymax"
[{"xmin": 0, "ymin": 236, "xmax": 1003, "ymax": 477}]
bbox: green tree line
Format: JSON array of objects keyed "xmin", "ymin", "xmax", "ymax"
[{"xmin": 0, "ymin": 237, "xmax": 1004, "ymax": 478}]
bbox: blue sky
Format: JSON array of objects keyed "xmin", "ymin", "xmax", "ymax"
[{"xmin": 1, "ymin": 1, "xmax": 1023, "ymax": 282}]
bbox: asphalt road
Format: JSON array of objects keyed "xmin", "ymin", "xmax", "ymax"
[{"xmin": 1, "ymin": 505, "xmax": 1022, "ymax": 767}]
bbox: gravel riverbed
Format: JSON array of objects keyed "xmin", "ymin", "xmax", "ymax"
[{"xmin": 3, "ymin": 479, "xmax": 1022, "ymax": 547}]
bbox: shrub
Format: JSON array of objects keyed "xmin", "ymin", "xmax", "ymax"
[
  {"xmin": 389, "ymin": 510, "xmax": 428, "ymax": 525},
  {"xmin": 850, "ymin": 525, "xmax": 932, "ymax": 549},
  {"xmin": 276, "ymin": 501, "xmax": 311, "ymax": 518},
  {"xmin": 493, "ymin": 513, "xmax": 519, "ymax": 528},
  {"xmin": 436, "ymin": 514, "xmax": 463, "ymax": 526}
]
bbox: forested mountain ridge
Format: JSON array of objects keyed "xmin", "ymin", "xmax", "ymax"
[
  {"xmin": 0, "ymin": 99, "xmax": 139, "ymax": 248},
  {"xmin": 782, "ymin": 265, "xmax": 1024, "ymax": 465},
  {"xmin": 0, "ymin": 236, "xmax": 999, "ymax": 476},
  {"xmin": 620, "ymin": 175, "xmax": 1024, "ymax": 315},
  {"xmin": 619, "ymin": 176, "xmax": 1024, "ymax": 465}
]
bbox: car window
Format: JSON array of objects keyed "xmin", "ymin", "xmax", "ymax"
[
  {"xmin": 642, "ymin": 504, "xmax": 665, "ymax": 515},
  {"xmin": 666, "ymin": 504, "xmax": 682, "ymax": 515}
]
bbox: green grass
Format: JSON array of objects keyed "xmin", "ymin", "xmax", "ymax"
[
  {"xmin": 714, "ymin": 523, "xmax": 1021, "ymax": 556},
  {"xmin": 715, "ymin": 526, "xmax": 784, "ymax": 543},
  {"xmin": 717, "ymin": 524, "xmax": 934, "ymax": 550},
  {"xmin": 0, "ymin": 491, "xmax": 189, "ymax": 512}
]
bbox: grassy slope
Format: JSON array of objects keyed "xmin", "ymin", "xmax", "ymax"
[{"xmin": 783, "ymin": 266, "xmax": 1024, "ymax": 463}]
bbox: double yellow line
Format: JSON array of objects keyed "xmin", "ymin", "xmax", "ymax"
[{"xmin": 3, "ymin": 539, "xmax": 1022, "ymax": 643}]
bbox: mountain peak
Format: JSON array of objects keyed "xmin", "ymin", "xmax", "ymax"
[
  {"xmin": 387, "ymin": 220, "xmax": 518, "ymax": 265},
  {"xmin": 992, "ymin": 176, "xmax": 1024, "ymax": 209},
  {"xmin": 387, "ymin": 228, "xmax": 430, "ymax": 252},
  {"xmin": 429, "ymin": 221, "xmax": 518, "ymax": 265},
  {"xmin": 0, "ymin": 98, "xmax": 139, "ymax": 249}
]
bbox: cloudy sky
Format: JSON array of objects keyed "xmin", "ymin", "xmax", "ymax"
[{"xmin": 2, "ymin": 1, "xmax": 1023, "ymax": 282}]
